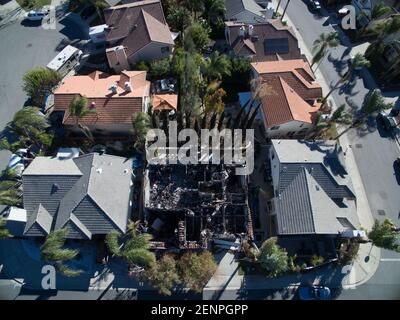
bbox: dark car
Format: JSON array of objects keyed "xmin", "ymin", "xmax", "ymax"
[
  {"xmin": 307, "ymin": 0, "xmax": 322, "ymax": 11},
  {"xmin": 377, "ymin": 111, "xmax": 398, "ymax": 131}
]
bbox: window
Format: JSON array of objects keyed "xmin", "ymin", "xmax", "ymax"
[
  {"xmin": 270, "ymin": 126, "xmax": 280, "ymax": 130},
  {"xmin": 161, "ymin": 46, "xmax": 170, "ymax": 53}
]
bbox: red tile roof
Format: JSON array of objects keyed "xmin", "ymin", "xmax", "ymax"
[
  {"xmin": 54, "ymin": 71, "xmax": 150, "ymax": 125},
  {"xmin": 251, "ymin": 60, "xmax": 322, "ymax": 127}
]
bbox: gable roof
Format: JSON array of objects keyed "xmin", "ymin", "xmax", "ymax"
[
  {"xmin": 104, "ymin": 0, "xmax": 173, "ymax": 58},
  {"xmin": 22, "ymin": 153, "xmax": 133, "ymax": 239},
  {"xmin": 53, "ymin": 70, "xmax": 150, "ymax": 125},
  {"xmin": 24, "ymin": 204, "xmax": 53, "ymax": 236},
  {"xmin": 225, "ymin": 20, "xmax": 303, "ymax": 61},
  {"xmin": 272, "ymin": 140, "xmax": 359, "ymax": 235},
  {"xmin": 152, "ymin": 94, "xmax": 178, "ymax": 110},
  {"xmin": 251, "ymin": 59, "xmax": 322, "ymax": 127}
]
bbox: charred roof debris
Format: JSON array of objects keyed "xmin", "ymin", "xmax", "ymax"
[{"xmin": 142, "ymin": 163, "xmax": 254, "ymax": 251}]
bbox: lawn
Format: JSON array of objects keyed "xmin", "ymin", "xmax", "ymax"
[{"xmin": 17, "ymin": 0, "xmax": 51, "ymax": 10}]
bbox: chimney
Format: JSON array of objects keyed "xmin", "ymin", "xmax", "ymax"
[
  {"xmin": 113, "ymin": 45, "xmax": 129, "ymax": 71},
  {"xmin": 124, "ymin": 81, "xmax": 132, "ymax": 92},
  {"xmin": 248, "ymin": 24, "xmax": 254, "ymax": 36}
]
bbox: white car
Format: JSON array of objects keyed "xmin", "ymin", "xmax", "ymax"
[{"xmin": 25, "ymin": 10, "xmax": 48, "ymax": 21}]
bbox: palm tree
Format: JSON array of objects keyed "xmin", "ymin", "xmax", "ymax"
[
  {"xmin": 68, "ymin": 96, "xmax": 97, "ymax": 143},
  {"xmin": 90, "ymin": 0, "xmax": 108, "ymax": 23},
  {"xmin": 333, "ymin": 89, "xmax": 393, "ymax": 139},
  {"xmin": 358, "ymin": 3, "xmax": 391, "ymax": 38},
  {"xmin": 281, "ymin": 0, "xmax": 291, "ymax": 21},
  {"xmin": 132, "ymin": 112, "xmax": 151, "ymax": 152},
  {"xmin": 275, "ymin": 0, "xmax": 283, "ymax": 16},
  {"xmin": 311, "ymin": 32, "xmax": 339, "ymax": 68},
  {"xmin": 0, "ymin": 217, "xmax": 11, "ymax": 239},
  {"xmin": 5, "ymin": 107, "xmax": 51, "ymax": 151},
  {"xmin": 322, "ymin": 53, "xmax": 371, "ymax": 102},
  {"xmin": 309, "ymin": 104, "xmax": 352, "ymax": 139},
  {"xmin": 368, "ymin": 219, "xmax": 400, "ymax": 252},
  {"xmin": 0, "ymin": 180, "xmax": 22, "ymax": 207},
  {"xmin": 105, "ymin": 220, "xmax": 156, "ymax": 272},
  {"xmin": 201, "ymin": 51, "xmax": 231, "ymax": 83},
  {"xmin": 40, "ymin": 229, "xmax": 82, "ymax": 277}
]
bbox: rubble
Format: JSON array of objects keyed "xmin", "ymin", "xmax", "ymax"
[{"xmin": 142, "ymin": 164, "xmax": 254, "ymax": 250}]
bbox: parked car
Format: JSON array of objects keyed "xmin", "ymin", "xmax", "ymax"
[
  {"xmin": 377, "ymin": 111, "xmax": 399, "ymax": 131},
  {"xmin": 155, "ymin": 78, "xmax": 177, "ymax": 94},
  {"xmin": 299, "ymin": 286, "xmax": 331, "ymax": 300},
  {"xmin": 307, "ymin": 0, "xmax": 321, "ymax": 12},
  {"xmin": 25, "ymin": 9, "xmax": 49, "ymax": 21},
  {"xmin": 6, "ymin": 149, "xmax": 35, "ymax": 179}
]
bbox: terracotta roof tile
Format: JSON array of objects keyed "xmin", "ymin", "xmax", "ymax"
[
  {"xmin": 54, "ymin": 70, "xmax": 150, "ymax": 125},
  {"xmin": 153, "ymin": 94, "xmax": 178, "ymax": 110},
  {"xmin": 253, "ymin": 60, "xmax": 322, "ymax": 127}
]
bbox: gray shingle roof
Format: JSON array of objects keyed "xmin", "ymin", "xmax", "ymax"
[
  {"xmin": 272, "ymin": 140, "xmax": 359, "ymax": 235},
  {"xmin": 22, "ymin": 153, "xmax": 133, "ymax": 239},
  {"xmin": 225, "ymin": 0, "xmax": 266, "ymax": 19}
]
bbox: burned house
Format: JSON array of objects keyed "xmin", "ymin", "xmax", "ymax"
[{"xmin": 142, "ymin": 164, "xmax": 254, "ymax": 250}]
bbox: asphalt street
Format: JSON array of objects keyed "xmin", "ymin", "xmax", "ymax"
[
  {"xmin": 0, "ymin": 10, "xmax": 84, "ymax": 211},
  {"xmin": 281, "ymin": 0, "xmax": 400, "ymax": 299}
]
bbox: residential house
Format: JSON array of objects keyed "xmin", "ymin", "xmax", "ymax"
[
  {"xmin": 53, "ymin": 70, "xmax": 150, "ymax": 135},
  {"xmin": 268, "ymin": 140, "xmax": 363, "ymax": 259},
  {"xmin": 224, "ymin": 0, "xmax": 274, "ymax": 23},
  {"xmin": 250, "ymin": 59, "xmax": 322, "ymax": 138},
  {"xmin": 224, "ymin": 20, "xmax": 304, "ymax": 62},
  {"xmin": 104, "ymin": 0, "xmax": 175, "ymax": 72},
  {"xmin": 22, "ymin": 153, "xmax": 134, "ymax": 239}
]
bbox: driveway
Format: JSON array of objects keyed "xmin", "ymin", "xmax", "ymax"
[{"xmin": 0, "ymin": 7, "xmax": 86, "ymax": 211}]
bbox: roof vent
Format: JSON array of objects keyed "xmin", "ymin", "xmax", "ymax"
[
  {"xmin": 124, "ymin": 81, "xmax": 132, "ymax": 92},
  {"xmin": 239, "ymin": 25, "xmax": 246, "ymax": 37},
  {"xmin": 90, "ymin": 101, "xmax": 96, "ymax": 108},
  {"xmin": 52, "ymin": 183, "xmax": 60, "ymax": 194},
  {"xmin": 248, "ymin": 24, "xmax": 254, "ymax": 36},
  {"xmin": 124, "ymin": 169, "xmax": 129, "ymax": 174},
  {"xmin": 96, "ymin": 168, "xmax": 103, "ymax": 174},
  {"xmin": 109, "ymin": 83, "xmax": 118, "ymax": 94}
]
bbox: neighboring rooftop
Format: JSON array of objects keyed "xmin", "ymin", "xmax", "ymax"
[
  {"xmin": 224, "ymin": 0, "xmax": 271, "ymax": 21},
  {"xmin": 251, "ymin": 59, "xmax": 322, "ymax": 127},
  {"xmin": 104, "ymin": 0, "xmax": 174, "ymax": 58},
  {"xmin": 271, "ymin": 140, "xmax": 359, "ymax": 236},
  {"xmin": 152, "ymin": 94, "xmax": 178, "ymax": 111},
  {"xmin": 225, "ymin": 20, "xmax": 303, "ymax": 61},
  {"xmin": 53, "ymin": 70, "xmax": 150, "ymax": 125},
  {"xmin": 22, "ymin": 153, "xmax": 133, "ymax": 239}
]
